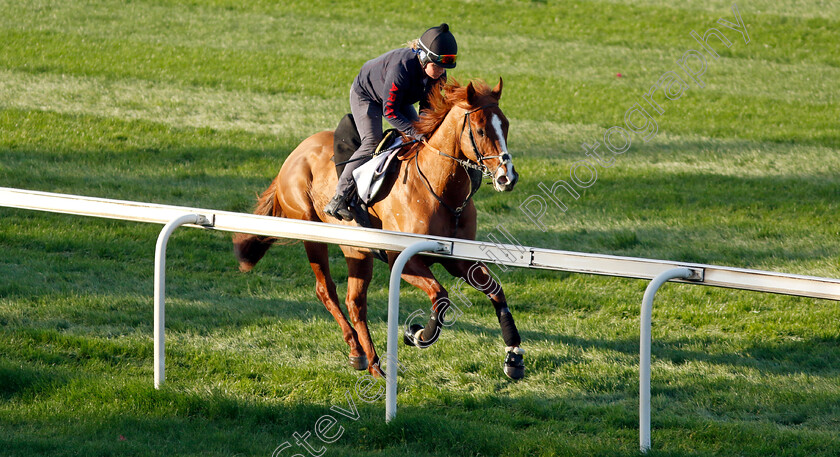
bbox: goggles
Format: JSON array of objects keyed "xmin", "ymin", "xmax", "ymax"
[{"xmin": 430, "ymin": 52, "xmax": 457, "ymax": 66}]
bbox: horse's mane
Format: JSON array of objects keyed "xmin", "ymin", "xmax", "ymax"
[{"xmin": 413, "ymin": 79, "xmax": 494, "ymax": 137}]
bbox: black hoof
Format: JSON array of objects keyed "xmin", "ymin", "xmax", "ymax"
[
  {"xmin": 403, "ymin": 324, "xmax": 425, "ymax": 347},
  {"xmin": 504, "ymin": 348, "xmax": 525, "ymax": 380},
  {"xmin": 349, "ymin": 354, "xmax": 368, "ymax": 371}
]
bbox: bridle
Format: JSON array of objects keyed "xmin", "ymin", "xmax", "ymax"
[
  {"xmin": 460, "ymin": 104, "xmax": 512, "ymax": 178},
  {"xmin": 431, "ymin": 103, "xmax": 510, "ymax": 179},
  {"xmin": 414, "ymin": 103, "xmax": 511, "ymax": 234}
]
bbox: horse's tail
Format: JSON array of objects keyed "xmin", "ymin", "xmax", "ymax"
[{"xmin": 233, "ymin": 177, "xmax": 284, "ymax": 272}]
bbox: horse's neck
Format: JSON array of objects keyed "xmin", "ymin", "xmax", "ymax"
[{"xmin": 413, "ymin": 109, "xmax": 472, "ymax": 204}]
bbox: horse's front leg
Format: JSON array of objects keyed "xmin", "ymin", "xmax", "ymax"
[
  {"xmin": 388, "ymin": 254, "xmax": 450, "ymax": 349},
  {"xmin": 441, "ymin": 259, "xmax": 525, "ymax": 380}
]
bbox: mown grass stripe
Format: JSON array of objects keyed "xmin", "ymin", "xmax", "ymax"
[
  {"xmin": 3, "ymin": 2, "xmax": 838, "ymax": 102},
  {"xmin": 596, "ymin": 0, "xmax": 840, "ymax": 20},
  {"xmin": 1, "ymin": 56, "xmax": 837, "ymax": 151},
  {"xmin": 0, "ymin": 68, "xmax": 343, "ymax": 138},
  {"xmin": 103, "ymin": 0, "xmax": 840, "ymax": 66},
  {"xmin": 0, "ymin": 28, "xmax": 357, "ymax": 99},
  {"xmin": 2, "ymin": 78, "xmax": 837, "ymax": 186}
]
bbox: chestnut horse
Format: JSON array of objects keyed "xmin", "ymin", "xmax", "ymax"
[{"xmin": 233, "ymin": 79, "xmax": 525, "ymax": 379}]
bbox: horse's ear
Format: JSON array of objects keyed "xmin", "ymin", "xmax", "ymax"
[
  {"xmin": 491, "ymin": 77, "xmax": 503, "ymax": 100},
  {"xmin": 466, "ymin": 81, "xmax": 477, "ymax": 105}
]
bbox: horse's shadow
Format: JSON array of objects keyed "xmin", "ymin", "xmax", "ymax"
[{"xmin": 444, "ymin": 318, "xmax": 839, "ymax": 379}]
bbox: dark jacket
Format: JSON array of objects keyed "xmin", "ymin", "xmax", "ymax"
[{"xmin": 352, "ymin": 47, "xmax": 445, "ymax": 135}]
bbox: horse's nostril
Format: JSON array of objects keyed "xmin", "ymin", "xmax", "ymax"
[{"xmin": 497, "ymin": 176, "xmax": 509, "ymax": 185}]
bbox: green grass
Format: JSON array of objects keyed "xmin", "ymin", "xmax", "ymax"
[{"xmin": 1, "ymin": 1, "xmax": 839, "ymax": 455}]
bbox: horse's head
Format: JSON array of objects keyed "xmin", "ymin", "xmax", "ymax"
[{"xmin": 457, "ymin": 78, "xmax": 519, "ymax": 192}]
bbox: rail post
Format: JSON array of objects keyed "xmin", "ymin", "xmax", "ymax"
[
  {"xmin": 640, "ymin": 267, "xmax": 700, "ymax": 452},
  {"xmin": 385, "ymin": 240, "xmax": 449, "ymax": 422},
  {"xmin": 154, "ymin": 213, "xmax": 211, "ymax": 389}
]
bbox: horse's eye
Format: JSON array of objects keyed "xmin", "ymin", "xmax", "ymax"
[{"xmin": 477, "ymin": 128, "xmax": 485, "ymax": 137}]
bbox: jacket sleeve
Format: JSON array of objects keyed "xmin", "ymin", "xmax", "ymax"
[{"xmin": 381, "ymin": 64, "xmax": 417, "ymax": 136}]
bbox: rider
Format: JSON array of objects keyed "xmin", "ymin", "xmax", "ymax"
[{"xmin": 324, "ymin": 23, "xmax": 458, "ymax": 221}]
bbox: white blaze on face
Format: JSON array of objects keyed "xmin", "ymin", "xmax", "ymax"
[{"xmin": 491, "ymin": 114, "xmax": 515, "ymax": 190}]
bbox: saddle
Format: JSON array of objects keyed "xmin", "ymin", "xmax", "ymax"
[
  {"xmin": 332, "ymin": 113, "xmax": 362, "ymax": 179},
  {"xmin": 332, "ymin": 113, "xmax": 414, "ymax": 226}
]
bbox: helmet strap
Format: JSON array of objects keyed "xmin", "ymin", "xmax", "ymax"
[{"xmin": 417, "ymin": 49, "xmax": 432, "ymax": 67}]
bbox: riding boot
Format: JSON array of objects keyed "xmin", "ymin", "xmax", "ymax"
[{"xmin": 324, "ymin": 192, "xmax": 354, "ymax": 221}]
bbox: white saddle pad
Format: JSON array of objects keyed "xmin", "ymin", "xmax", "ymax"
[{"xmin": 353, "ymin": 137, "xmax": 403, "ymax": 204}]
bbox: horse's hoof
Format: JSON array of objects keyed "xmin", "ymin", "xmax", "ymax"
[
  {"xmin": 403, "ymin": 324, "xmax": 426, "ymax": 348},
  {"xmin": 370, "ymin": 360, "xmax": 385, "ymax": 378},
  {"xmin": 503, "ymin": 347, "xmax": 525, "ymax": 380},
  {"xmin": 349, "ymin": 354, "xmax": 368, "ymax": 371}
]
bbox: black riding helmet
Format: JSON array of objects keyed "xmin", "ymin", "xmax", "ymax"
[{"xmin": 418, "ymin": 23, "xmax": 458, "ymax": 69}]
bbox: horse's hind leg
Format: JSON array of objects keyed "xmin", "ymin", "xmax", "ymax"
[
  {"xmin": 341, "ymin": 247, "xmax": 382, "ymax": 376},
  {"xmin": 303, "ymin": 241, "xmax": 365, "ymax": 367},
  {"xmin": 440, "ymin": 259, "xmax": 524, "ymax": 380}
]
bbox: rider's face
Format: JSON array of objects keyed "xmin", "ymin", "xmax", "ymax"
[{"xmin": 424, "ymin": 62, "xmax": 446, "ymax": 80}]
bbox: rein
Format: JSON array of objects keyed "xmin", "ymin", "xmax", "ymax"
[{"xmin": 413, "ymin": 149, "xmax": 481, "ymax": 235}]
